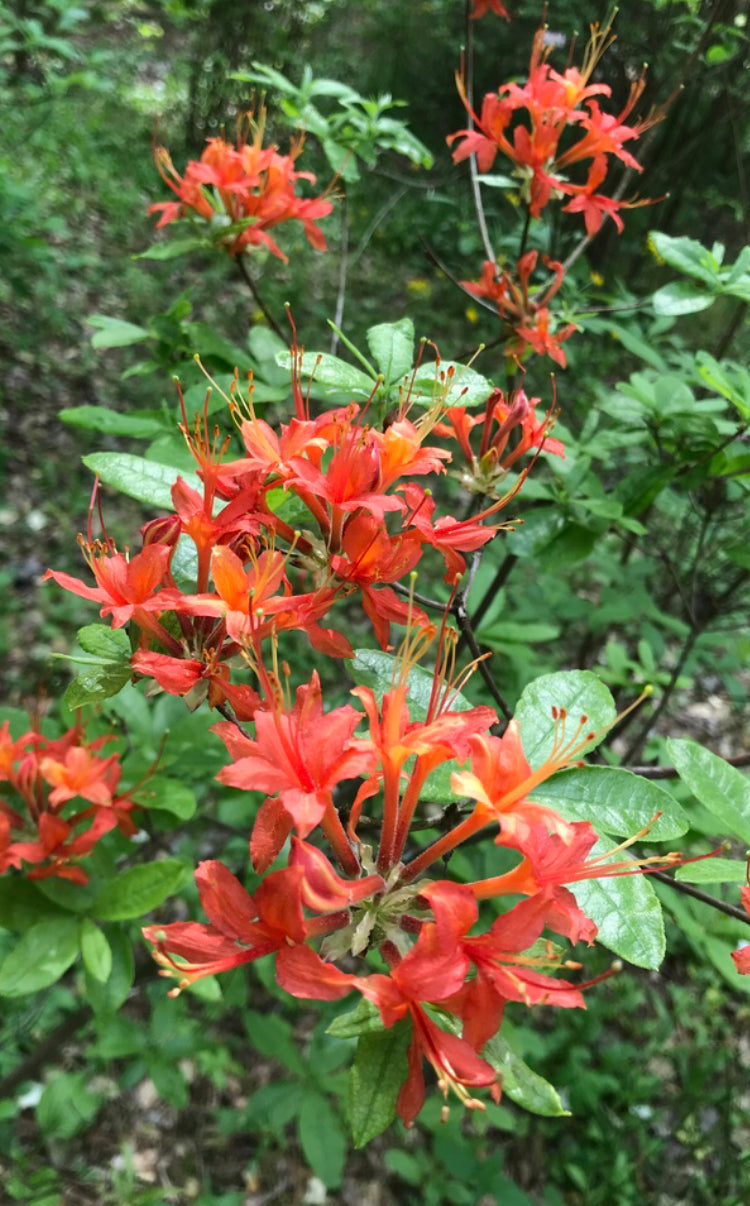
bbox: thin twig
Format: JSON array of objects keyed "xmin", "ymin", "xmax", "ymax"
[
  {"xmin": 464, "ymin": 1, "xmax": 497, "ymax": 266},
  {"xmin": 652, "ymin": 869, "xmax": 750, "ymax": 926},
  {"xmin": 620, "ymin": 624, "xmax": 701, "ymax": 765},
  {"xmin": 392, "ymin": 580, "xmax": 448, "ymax": 613},
  {"xmin": 421, "ymin": 238, "xmax": 498, "ymax": 315},
  {"xmin": 626, "ymin": 752, "xmax": 750, "ymax": 779},
  {"xmin": 0, "ymin": 1005, "xmax": 90, "ymax": 1100},
  {"xmin": 470, "ymin": 552, "xmax": 518, "ymax": 631},
  {"xmin": 350, "ymin": 185, "xmax": 408, "ymax": 267},
  {"xmin": 453, "ymin": 593, "xmax": 513, "ymax": 722},
  {"xmin": 331, "ymin": 196, "xmax": 349, "ymax": 355},
  {"xmin": 236, "ymin": 255, "xmax": 285, "ymax": 339}
]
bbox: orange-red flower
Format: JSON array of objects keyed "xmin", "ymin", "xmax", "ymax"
[{"xmin": 149, "ymin": 124, "xmax": 333, "ymax": 261}]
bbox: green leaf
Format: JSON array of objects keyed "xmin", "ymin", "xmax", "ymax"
[
  {"xmin": 0, "ymin": 706, "xmax": 32, "ymax": 741},
  {"xmin": 35, "ymin": 877, "xmax": 98, "ymax": 913},
  {"xmin": 87, "ymin": 314, "xmax": 150, "ymax": 348},
  {"xmin": 59, "ymin": 406, "xmax": 166, "ymax": 439},
  {"xmin": 146, "ymin": 1055, "xmax": 189, "ymax": 1108},
  {"xmin": 349, "ymin": 649, "xmax": 474, "ymax": 722},
  {"xmin": 571, "ymin": 852, "xmax": 665, "ymax": 968},
  {"xmin": 298, "ymin": 1092, "xmax": 347, "ymax": 1188},
  {"xmin": 347, "ymin": 1021, "xmax": 411, "ymax": 1147},
  {"xmin": 0, "ymin": 917, "xmax": 80, "ymax": 997},
  {"xmin": 695, "ymin": 352, "xmax": 750, "ymax": 418},
  {"xmin": 366, "ymin": 319, "xmax": 414, "ymax": 384},
  {"xmin": 63, "ymin": 662, "xmax": 132, "ymax": 709},
  {"xmin": 76, "ymin": 624, "xmax": 131, "ymax": 661},
  {"xmin": 483, "ymin": 1033, "xmax": 569, "ymax": 1117},
  {"xmin": 652, "ymin": 281, "xmax": 714, "ymax": 316},
  {"xmin": 244, "ymin": 1009, "xmax": 306, "ymax": 1076},
  {"xmin": 82, "ymin": 452, "xmax": 201, "ymax": 509},
  {"xmin": 136, "ymin": 237, "xmax": 207, "ymax": 260},
  {"xmin": 478, "ymin": 621, "xmax": 561, "ymax": 646},
  {"xmin": 515, "ymin": 671, "xmax": 617, "ymax": 767},
  {"xmin": 327, "ymin": 997, "xmax": 383, "ymax": 1038},
  {"xmin": 405, "ymin": 361, "xmax": 493, "ymax": 409},
  {"xmin": 84, "ymin": 928, "xmax": 135, "ymax": 1015},
  {"xmin": 656, "ymin": 886, "xmax": 750, "ymax": 996},
  {"xmin": 37, "ymin": 1073, "xmax": 103, "ymax": 1140},
  {"xmin": 275, "ymin": 350, "xmax": 375, "ymax": 399},
  {"xmin": 676, "ymin": 857, "xmax": 749, "ymax": 884},
  {"xmin": 0, "ymin": 879, "xmax": 59, "ymax": 933},
  {"xmin": 79, "ymin": 918, "xmax": 113, "ymax": 983},
  {"xmin": 136, "ymin": 776, "xmax": 197, "ymax": 821},
  {"xmin": 667, "ymin": 738, "xmax": 750, "ymax": 845},
  {"xmin": 530, "ymin": 766, "xmax": 689, "ymax": 840},
  {"xmin": 649, "ymin": 232, "xmax": 721, "ymax": 287},
  {"xmin": 91, "ymin": 859, "xmax": 185, "ymax": 921}
]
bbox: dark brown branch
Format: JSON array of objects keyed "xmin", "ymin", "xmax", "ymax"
[
  {"xmin": 651, "ymin": 869, "xmax": 750, "ymax": 926},
  {"xmin": 453, "ymin": 593, "xmax": 512, "ymax": 723},
  {"xmin": 626, "ymin": 752, "xmax": 750, "ymax": 779},
  {"xmin": 0, "ymin": 1005, "xmax": 90, "ymax": 1100},
  {"xmin": 236, "ymin": 255, "xmax": 284, "ymax": 339}
]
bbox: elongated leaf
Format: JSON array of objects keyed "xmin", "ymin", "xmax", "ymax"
[
  {"xmin": 299, "ymin": 1092, "xmax": 347, "ymax": 1188},
  {"xmin": 405, "ymin": 361, "xmax": 493, "ymax": 408},
  {"xmin": 657, "ymin": 886, "xmax": 750, "ymax": 996},
  {"xmin": 366, "ymin": 319, "xmax": 414, "ymax": 384},
  {"xmin": 76, "ymin": 624, "xmax": 131, "ymax": 661},
  {"xmin": 84, "ymin": 927, "xmax": 135, "ymax": 1015},
  {"xmin": 137, "ymin": 237, "xmax": 207, "ymax": 260},
  {"xmin": 479, "ymin": 621, "xmax": 561, "ymax": 646},
  {"xmin": 347, "ymin": 1021, "xmax": 411, "ymax": 1147},
  {"xmin": 276, "ymin": 350, "xmax": 375, "ymax": 399},
  {"xmin": 667, "ymin": 738, "xmax": 750, "ymax": 845},
  {"xmin": 483, "ymin": 1033, "xmax": 569, "ymax": 1117},
  {"xmin": 82, "ymin": 452, "xmax": 201, "ymax": 509},
  {"xmin": 571, "ymin": 852, "xmax": 665, "ymax": 968},
  {"xmin": 0, "ymin": 917, "xmax": 80, "ymax": 997},
  {"xmin": 531, "ymin": 766, "xmax": 688, "ymax": 840},
  {"xmin": 652, "ymin": 282, "xmax": 714, "ymax": 316},
  {"xmin": 35, "ymin": 877, "xmax": 97, "ymax": 913},
  {"xmin": 79, "ymin": 918, "xmax": 113, "ymax": 983},
  {"xmin": 59, "ymin": 406, "xmax": 166, "ymax": 438},
  {"xmin": 350, "ymin": 649, "xmax": 474, "ymax": 721},
  {"xmin": 91, "ymin": 859, "xmax": 185, "ymax": 921},
  {"xmin": 676, "ymin": 857, "xmax": 748, "ymax": 884},
  {"xmin": 63, "ymin": 662, "xmax": 131, "ymax": 709},
  {"xmin": 136, "ymin": 776, "xmax": 197, "ymax": 821},
  {"xmin": 515, "ymin": 671, "xmax": 617, "ymax": 767},
  {"xmin": 649, "ymin": 232, "xmax": 721, "ymax": 286},
  {"xmin": 0, "ymin": 880, "xmax": 58, "ymax": 933},
  {"xmin": 87, "ymin": 314, "xmax": 150, "ymax": 348}
]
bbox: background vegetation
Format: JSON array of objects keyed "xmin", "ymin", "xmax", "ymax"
[{"xmin": 2, "ymin": 0, "xmax": 750, "ymax": 1203}]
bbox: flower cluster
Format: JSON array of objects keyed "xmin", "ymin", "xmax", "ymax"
[
  {"xmin": 149, "ymin": 118, "xmax": 333, "ymax": 262},
  {"xmin": 449, "ymin": 25, "xmax": 657, "ymax": 233},
  {"xmin": 44, "ymin": 336, "xmax": 691, "ymax": 1124},
  {"xmin": 462, "ymin": 252, "xmax": 577, "ymax": 368},
  {"xmin": 0, "ymin": 719, "xmax": 137, "ymax": 883},
  {"xmin": 46, "ymin": 360, "xmax": 558, "ymax": 687},
  {"xmin": 448, "ymin": 23, "xmax": 663, "ymax": 368},
  {"xmin": 144, "ymin": 655, "xmax": 682, "ymax": 1125}
]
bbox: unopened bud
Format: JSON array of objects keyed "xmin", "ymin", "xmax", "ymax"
[{"xmin": 140, "ymin": 514, "xmax": 181, "ymax": 549}]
